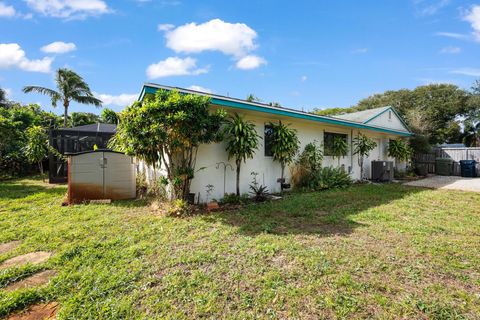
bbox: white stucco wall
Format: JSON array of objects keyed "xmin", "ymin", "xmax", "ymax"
[{"xmin": 138, "ymin": 106, "xmax": 407, "ymax": 202}]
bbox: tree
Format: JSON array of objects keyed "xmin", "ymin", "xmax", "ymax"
[
  {"xmin": 23, "ymin": 125, "xmax": 48, "ymax": 178},
  {"xmin": 70, "ymin": 112, "xmax": 100, "ymax": 127},
  {"xmin": 353, "ymin": 133, "xmax": 377, "ymax": 180},
  {"xmin": 0, "ymin": 88, "xmax": 10, "ymax": 108},
  {"xmin": 23, "ymin": 68, "xmax": 102, "ymax": 127},
  {"xmin": 462, "ymin": 121, "xmax": 480, "ymax": 147},
  {"xmin": 111, "ymin": 90, "xmax": 225, "ymax": 200},
  {"xmin": 101, "ymin": 108, "xmax": 119, "ymax": 124},
  {"xmin": 331, "ymin": 136, "xmax": 349, "ymax": 167},
  {"xmin": 223, "ymin": 113, "xmax": 260, "ymax": 196},
  {"xmin": 246, "ymin": 94, "xmax": 262, "ymax": 103},
  {"xmin": 269, "ymin": 121, "xmax": 299, "ymax": 192}
]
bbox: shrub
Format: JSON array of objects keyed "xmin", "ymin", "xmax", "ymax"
[
  {"xmin": 165, "ymin": 199, "xmax": 192, "ymax": 217},
  {"xmin": 220, "ymin": 193, "xmax": 250, "ymax": 205},
  {"xmin": 312, "ymin": 167, "xmax": 352, "ymax": 190}
]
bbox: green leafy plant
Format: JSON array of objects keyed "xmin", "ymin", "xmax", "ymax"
[
  {"xmin": 223, "ymin": 113, "xmax": 260, "ymax": 196},
  {"xmin": 388, "ymin": 139, "xmax": 412, "ymax": 162},
  {"xmin": 268, "ymin": 121, "xmax": 299, "ymax": 192},
  {"xmin": 291, "ymin": 141, "xmax": 323, "ymax": 188},
  {"xmin": 249, "ymin": 172, "xmax": 269, "ymax": 202},
  {"xmin": 110, "ymin": 90, "xmax": 225, "ymax": 200},
  {"xmin": 220, "ymin": 193, "xmax": 250, "ymax": 205},
  {"xmin": 23, "ymin": 125, "xmax": 48, "ymax": 178},
  {"xmin": 331, "ymin": 135, "xmax": 349, "ymax": 167},
  {"xmin": 353, "ymin": 133, "xmax": 377, "ymax": 181},
  {"xmin": 23, "ymin": 68, "xmax": 102, "ymax": 127},
  {"xmin": 101, "ymin": 108, "xmax": 119, "ymax": 124},
  {"xmin": 165, "ymin": 199, "xmax": 192, "ymax": 217},
  {"xmin": 312, "ymin": 166, "xmax": 352, "ymax": 190}
]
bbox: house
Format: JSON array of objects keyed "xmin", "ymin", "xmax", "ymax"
[{"xmin": 137, "ymin": 83, "xmax": 412, "ymax": 202}]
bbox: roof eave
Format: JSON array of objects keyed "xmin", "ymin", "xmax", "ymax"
[{"xmin": 139, "ymin": 83, "xmax": 413, "ymax": 137}]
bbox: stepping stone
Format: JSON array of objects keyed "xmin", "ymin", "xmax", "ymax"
[
  {"xmin": 4, "ymin": 270, "xmax": 56, "ymax": 292},
  {"xmin": 0, "ymin": 252, "xmax": 52, "ymax": 270},
  {"xmin": 0, "ymin": 241, "xmax": 21, "ymax": 255},
  {"xmin": 7, "ymin": 302, "xmax": 58, "ymax": 320}
]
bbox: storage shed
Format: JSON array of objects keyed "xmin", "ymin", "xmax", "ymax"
[
  {"xmin": 67, "ymin": 150, "xmax": 136, "ymax": 204},
  {"xmin": 49, "ymin": 123, "xmax": 117, "ymax": 183}
]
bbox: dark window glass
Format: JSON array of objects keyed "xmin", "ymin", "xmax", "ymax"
[
  {"xmin": 324, "ymin": 132, "xmax": 348, "ymax": 156},
  {"xmin": 264, "ymin": 124, "xmax": 274, "ymax": 157}
]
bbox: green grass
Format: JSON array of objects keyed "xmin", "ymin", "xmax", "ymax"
[{"xmin": 0, "ymin": 178, "xmax": 479, "ymax": 319}]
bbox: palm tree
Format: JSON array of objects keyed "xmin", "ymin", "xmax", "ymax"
[
  {"xmin": 223, "ymin": 113, "xmax": 260, "ymax": 196},
  {"xmin": 23, "ymin": 68, "xmax": 102, "ymax": 127}
]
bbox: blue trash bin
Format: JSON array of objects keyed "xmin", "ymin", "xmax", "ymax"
[{"xmin": 459, "ymin": 160, "xmax": 477, "ymax": 178}]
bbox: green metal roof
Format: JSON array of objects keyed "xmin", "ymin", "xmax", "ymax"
[{"xmin": 139, "ymin": 83, "xmax": 413, "ymax": 137}]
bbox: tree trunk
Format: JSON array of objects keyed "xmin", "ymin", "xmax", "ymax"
[
  {"xmin": 236, "ymin": 159, "xmax": 241, "ymax": 196},
  {"xmin": 38, "ymin": 161, "xmax": 44, "ymax": 182},
  {"xmin": 280, "ymin": 163, "xmax": 285, "ymax": 193},
  {"xmin": 63, "ymin": 100, "xmax": 69, "ymax": 127}
]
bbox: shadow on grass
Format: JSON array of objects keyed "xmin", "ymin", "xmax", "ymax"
[
  {"xmin": 207, "ymin": 184, "xmax": 422, "ymax": 237},
  {"xmin": 0, "ymin": 180, "xmax": 65, "ymax": 200}
]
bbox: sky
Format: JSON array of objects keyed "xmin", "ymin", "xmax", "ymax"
[{"xmin": 1, "ymin": 0, "xmax": 480, "ymax": 115}]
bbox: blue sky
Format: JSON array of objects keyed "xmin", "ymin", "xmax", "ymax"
[{"xmin": 1, "ymin": 0, "xmax": 480, "ymax": 115}]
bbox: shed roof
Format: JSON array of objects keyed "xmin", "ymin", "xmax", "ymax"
[{"xmin": 57, "ymin": 123, "xmax": 117, "ymax": 133}]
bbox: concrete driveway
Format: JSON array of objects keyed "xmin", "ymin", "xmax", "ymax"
[{"xmin": 404, "ymin": 175, "xmax": 480, "ymax": 192}]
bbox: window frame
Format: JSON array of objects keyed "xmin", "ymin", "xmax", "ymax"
[
  {"xmin": 323, "ymin": 131, "xmax": 348, "ymax": 156},
  {"xmin": 264, "ymin": 123, "xmax": 274, "ymax": 157}
]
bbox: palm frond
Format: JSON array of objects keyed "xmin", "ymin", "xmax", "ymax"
[
  {"xmin": 73, "ymin": 95, "xmax": 103, "ymax": 107},
  {"xmin": 22, "ymin": 86, "xmax": 61, "ymax": 107}
]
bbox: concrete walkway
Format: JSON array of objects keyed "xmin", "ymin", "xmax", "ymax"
[{"xmin": 404, "ymin": 175, "xmax": 480, "ymax": 192}]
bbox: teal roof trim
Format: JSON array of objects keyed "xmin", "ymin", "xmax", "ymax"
[{"xmin": 139, "ymin": 84, "xmax": 412, "ymax": 137}]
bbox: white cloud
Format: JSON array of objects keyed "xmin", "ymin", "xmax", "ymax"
[
  {"xmin": 24, "ymin": 0, "xmax": 110, "ymax": 19},
  {"xmin": 3, "ymin": 88, "xmax": 12, "ymax": 97},
  {"xmin": 0, "ymin": 2, "xmax": 15, "ymax": 17},
  {"xmin": 413, "ymin": 0, "xmax": 450, "ymax": 16},
  {"xmin": 158, "ymin": 23, "xmax": 174, "ymax": 31},
  {"xmin": 187, "ymin": 85, "xmax": 212, "ymax": 93},
  {"xmin": 146, "ymin": 56, "xmax": 208, "ymax": 79},
  {"xmin": 163, "ymin": 19, "xmax": 258, "ymax": 58},
  {"xmin": 351, "ymin": 48, "xmax": 368, "ymax": 54},
  {"xmin": 301, "ymin": 75, "xmax": 307, "ymax": 82},
  {"xmin": 41, "ymin": 41, "xmax": 77, "ymax": 54},
  {"xmin": 235, "ymin": 55, "xmax": 266, "ymax": 70},
  {"xmin": 434, "ymin": 32, "xmax": 469, "ymax": 40},
  {"xmin": 439, "ymin": 46, "xmax": 461, "ymax": 54},
  {"xmin": 450, "ymin": 68, "xmax": 480, "ymax": 77},
  {"xmin": 94, "ymin": 92, "xmax": 137, "ymax": 106},
  {"xmin": 0, "ymin": 43, "xmax": 52, "ymax": 73},
  {"xmin": 464, "ymin": 5, "xmax": 480, "ymax": 42}
]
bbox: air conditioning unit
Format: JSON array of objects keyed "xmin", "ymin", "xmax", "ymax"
[{"xmin": 371, "ymin": 161, "xmax": 394, "ymax": 182}]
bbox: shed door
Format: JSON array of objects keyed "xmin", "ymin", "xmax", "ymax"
[
  {"xmin": 69, "ymin": 152, "xmax": 105, "ymax": 200},
  {"xmin": 103, "ymin": 152, "xmax": 136, "ymax": 199}
]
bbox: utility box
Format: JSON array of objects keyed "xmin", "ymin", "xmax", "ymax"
[
  {"xmin": 68, "ymin": 150, "xmax": 136, "ymax": 204},
  {"xmin": 436, "ymin": 158, "xmax": 453, "ymax": 176},
  {"xmin": 371, "ymin": 161, "xmax": 394, "ymax": 182},
  {"xmin": 460, "ymin": 160, "xmax": 477, "ymax": 178}
]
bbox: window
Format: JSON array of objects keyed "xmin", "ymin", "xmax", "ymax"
[
  {"xmin": 323, "ymin": 132, "xmax": 348, "ymax": 156},
  {"xmin": 264, "ymin": 124, "xmax": 274, "ymax": 156},
  {"xmin": 388, "ymin": 110, "xmax": 392, "ymax": 120}
]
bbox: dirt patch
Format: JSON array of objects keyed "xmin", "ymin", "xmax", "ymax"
[
  {"xmin": 7, "ymin": 302, "xmax": 58, "ymax": 320},
  {"xmin": 0, "ymin": 241, "xmax": 21, "ymax": 255},
  {"xmin": 0, "ymin": 252, "xmax": 52, "ymax": 269},
  {"xmin": 5, "ymin": 270, "xmax": 56, "ymax": 292}
]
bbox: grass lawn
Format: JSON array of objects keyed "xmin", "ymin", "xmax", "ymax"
[{"xmin": 0, "ymin": 178, "xmax": 479, "ymax": 319}]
